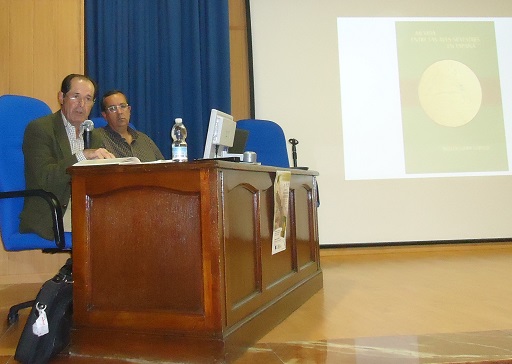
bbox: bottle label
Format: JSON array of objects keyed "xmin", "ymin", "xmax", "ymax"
[{"xmin": 172, "ymin": 145, "xmax": 188, "ymax": 162}]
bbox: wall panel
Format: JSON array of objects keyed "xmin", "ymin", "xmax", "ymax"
[
  {"xmin": 0, "ymin": 2, "xmax": 10, "ymax": 93},
  {"xmin": 9, "ymin": 1, "xmax": 35, "ymax": 96},
  {"xmin": 0, "ymin": 0, "xmax": 84, "ymax": 110},
  {"xmin": 229, "ymin": 0, "xmax": 252, "ymax": 120},
  {"xmin": 0, "ymin": 0, "xmax": 83, "ymax": 284}
]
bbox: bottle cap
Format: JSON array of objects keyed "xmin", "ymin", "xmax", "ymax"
[{"xmin": 175, "ymin": 118, "xmax": 183, "ymax": 124}]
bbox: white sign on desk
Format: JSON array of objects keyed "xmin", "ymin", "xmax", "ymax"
[{"xmin": 272, "ymin": 171, "xmax": 291, "ymax": 255}]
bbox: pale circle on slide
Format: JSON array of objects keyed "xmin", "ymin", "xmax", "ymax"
[{"xmin": 418, "ymin": 60, "xmax": 482, "ymax": 127}]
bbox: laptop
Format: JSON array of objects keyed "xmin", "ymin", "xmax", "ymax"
[{"xmin": 228, "ymin": 128, "xmax": 249, "ymax": 154}]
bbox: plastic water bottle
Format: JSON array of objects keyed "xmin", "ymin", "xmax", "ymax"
[{"xmin": 171, "ymin": 118, "xmax": 188, "ymax": 162}]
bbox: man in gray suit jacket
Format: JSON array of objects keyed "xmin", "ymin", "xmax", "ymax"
[{"xmin": 20, "ymin": 74, "xmax": 115, "ymax": 240}]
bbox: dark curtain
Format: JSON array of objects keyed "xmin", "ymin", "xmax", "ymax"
[{"xmin": 85, "ymin": 0, "xmax": 231, "ymax": 159}]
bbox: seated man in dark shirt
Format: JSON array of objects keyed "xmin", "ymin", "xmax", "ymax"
[{"xmin": 99, "ymin": 90, "xmax": 164, "ymax": 162}]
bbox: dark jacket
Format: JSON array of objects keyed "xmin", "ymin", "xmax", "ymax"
[{"xmin": 19, "ymin": 111, "xmax": 102, "ymax": 240}]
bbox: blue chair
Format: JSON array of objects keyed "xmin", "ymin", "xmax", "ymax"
[
  {"xmin": 89, "ymin": 115, "xmax": 137, "ymax": 130},
  {"xmin": 236, "ymin": 119, "xmax": 290, "ymax": 168},
  {"xmin": 0, "ymin": 95, "xmax": 70, "ymax": 324},
  {"xmin": 90, "ymin": 116, "xmax": 108, "ymax": 128}
]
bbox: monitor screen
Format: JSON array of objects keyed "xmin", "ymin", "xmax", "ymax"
[{"xmin": 203, "ymin": 109, "xmax": 236, "ymax": 159}]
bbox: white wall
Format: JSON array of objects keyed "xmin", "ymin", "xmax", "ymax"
[{"xmin": 249, "ymin": 0, "xmax": 512, "ymax": 245}]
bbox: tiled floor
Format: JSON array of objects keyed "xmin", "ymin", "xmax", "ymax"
[{"xmin": 2, "ymin": 243, "xmax": 512, "ymax": 363}]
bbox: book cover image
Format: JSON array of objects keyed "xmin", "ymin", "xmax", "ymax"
[{"xmin": 396, "ymin": 21, "xmax": 508, "ymax": 174}]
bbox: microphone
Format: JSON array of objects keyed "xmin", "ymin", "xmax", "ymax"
[
  {"xmin": 82, "ymin": 119, "xmax": 94, "ymax": 149},
  {"xmin": 288, "ymin": 138, "xmax": 299, "ymax": 168}
]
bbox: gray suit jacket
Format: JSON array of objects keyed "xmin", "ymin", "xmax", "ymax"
[{"xmin": 19, "ymin": 111, "xmax": 102, "ymax": 240}]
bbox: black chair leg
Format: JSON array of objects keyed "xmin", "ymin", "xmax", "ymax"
[{"xmin": 7, "ymin": 300, "xmax": 34, "ymax": 325}]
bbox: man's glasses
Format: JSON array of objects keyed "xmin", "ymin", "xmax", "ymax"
[
  {"xmin": 105, "ymin": 103, "xmax": 130, "ymax": 113},
  {"xmin": 66, "ymin": 93, "xmax": 94, "ymax": 105}
]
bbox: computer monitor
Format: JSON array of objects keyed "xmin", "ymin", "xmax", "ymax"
[{"xmin": 203, "ymin": 109, "xmax": 237, "ymax": 159}]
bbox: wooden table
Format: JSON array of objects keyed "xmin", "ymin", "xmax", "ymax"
[{"xmin": 68, "ymin": 160, "xmax": 322, "ymax": 361}]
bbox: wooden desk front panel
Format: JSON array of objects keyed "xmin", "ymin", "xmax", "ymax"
[
  {"xmin": 222, "ymin": 170, "xmax": 320, "ymax": 328},
  {"xmin": 291, "ymin": 174, "xmax": 320, "ymax": 271},
  {"xmin": 71, "ymin": 166, "xmax": 222, "ymax": 335}
]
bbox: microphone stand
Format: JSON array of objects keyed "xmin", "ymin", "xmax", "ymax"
[
  {"xmin": 288, "ymin": 138, "xmax": 316, "ymax": 205},
  {"xmin": 288, "ymin": 138, "xmax": 309, "ymax": 171},
  {"xmin": 288, "ymin": 138, "xmax": 299, "ymax": 168}
]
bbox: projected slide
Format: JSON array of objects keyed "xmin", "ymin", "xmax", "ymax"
[{"xmin": 338, "ymin": 18, "xmax": 512, "ymax": 180}]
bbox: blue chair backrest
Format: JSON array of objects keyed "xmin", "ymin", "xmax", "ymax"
[
  {"xmin": 0, "ymin": 95, "xmax": 71, "ymax": 251},
  {"xmin": 236, "ymin": 119, "xmax": 290, "ymax": 168},
  {"xmin": 89, "ymin": 116, "xmax": 137, "ymax": 130},
  {"xmin": 90, "ymin": 116, "xmax": 108, "ymax": 128}
]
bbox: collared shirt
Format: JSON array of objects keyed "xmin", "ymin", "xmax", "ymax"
[
  {"xmin": 61, "ymin": 111, "xmax": 86, "ymax": 162},
  {"xmin": 98, "ymin": 125, "xmax": 164, "ymax": 162}
]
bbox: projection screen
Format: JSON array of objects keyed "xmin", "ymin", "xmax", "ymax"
[{"xmin": 249, "ymin": 1, "xmax": 512, "ymax": 245}]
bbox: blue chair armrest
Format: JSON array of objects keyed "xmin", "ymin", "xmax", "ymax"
[{"xmin": 0, "ymin": 189, "xmax": 66, "ymax": 249}]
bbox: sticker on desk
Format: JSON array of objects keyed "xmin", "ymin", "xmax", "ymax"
[{"xmin": 272, "ymin": 170, "xmax": 291, "ymax": 255}]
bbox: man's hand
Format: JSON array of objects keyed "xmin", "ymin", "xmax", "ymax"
[{"xmin": 83, "ymin": 148, "xmax": 116, "ymax": 160}]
